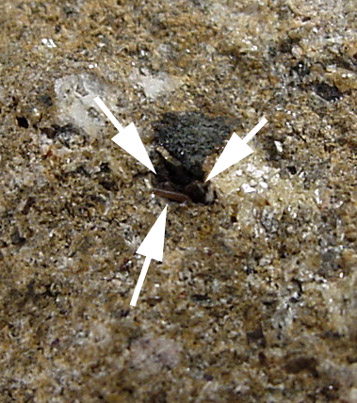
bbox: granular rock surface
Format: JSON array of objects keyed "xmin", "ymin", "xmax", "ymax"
[{"xmin": 0, "ymin": 1, "xmax": 356, "ymax": 402}]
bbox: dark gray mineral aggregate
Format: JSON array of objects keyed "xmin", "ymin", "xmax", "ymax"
[{"xmin": 153, "ymin": 111, "xmax": 239, "ymax": 181}]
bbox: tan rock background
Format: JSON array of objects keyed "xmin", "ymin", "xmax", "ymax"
[{"xmin": 0, "ymin": 1, "xmax": 356, "ymax": 401}]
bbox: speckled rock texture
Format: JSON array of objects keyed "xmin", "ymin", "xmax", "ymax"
[{"xmin": 0, "ymin": 1, "xmax": 356, "ymax": 402}]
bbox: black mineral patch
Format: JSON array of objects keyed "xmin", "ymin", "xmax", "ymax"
[
  {"xmin": 152, "ymin": 111, "xmax": 239, "ymax": 203},
  {"xmin": 315, "ymin": 82, "xmax": 343, "ymax": 101},
  {"xmin": 51, "ymin": 123, "xmax": 87, "ymax": 149},
  {"xmin": 291, "ymin": 61, "xmax": 310, "ymax": 77},
  {"xmin": 153, "ymin": 111, "xmax": 239, "ymax": 182},
  {"xmin": 16, "ymin": 116, "xmax": 29, "ymax": 128},
  {"xmin": 11, "ymin": 228, "xmax": 26, "ymax": 246}
]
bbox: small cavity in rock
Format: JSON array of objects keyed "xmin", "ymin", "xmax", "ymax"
[{"xmin": 152, "ymin": 111, "xmax": 239, "ymax": 203}]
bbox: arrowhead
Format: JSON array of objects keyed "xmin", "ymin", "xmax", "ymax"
[
  {"xmin": 111, "ymin": 122, "xmax": 156, "ymax": 173},
  {"xmin": 205, "ymin": 133, "xmax": 253, "ymax": 181},
  {"xmin": 136, "ymin": 205, "xmax": 168, "ymax": 262}
]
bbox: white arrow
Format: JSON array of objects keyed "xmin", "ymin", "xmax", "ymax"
[
  {"xmin": 94, "ymin": 96, "xmax": 156, "ymax": 173},
  {"xmin": 130, "ymin": 205, "xmax": 168, "ymax": 307},
  {"xmin": 205, "ymin": 117, "xmax": 268, "ymax": 182}
]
